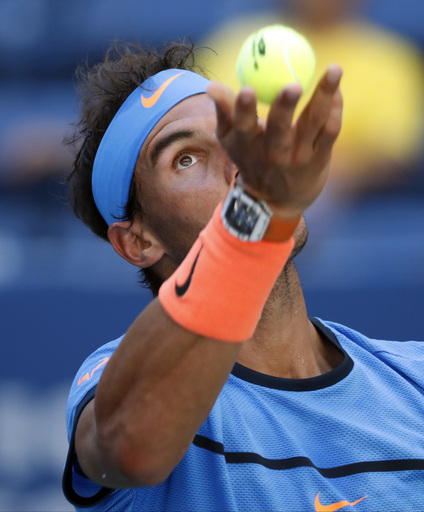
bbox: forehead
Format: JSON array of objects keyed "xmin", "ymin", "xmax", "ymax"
[{"xmin": 140, "ymin": 93, "xmax": 217, "ymax": 159}]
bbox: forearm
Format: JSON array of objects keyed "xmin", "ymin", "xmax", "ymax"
[
  {"xmin": 76, "ymin": 206, "xmax": 295, "ymax": 488},
  {"xmin": 77, "ymin": 298, "xmax": 241, "ymax": 488},
  {"xmin": 77, "ymin": 198, "xmax": 298, "ymax": 488}
]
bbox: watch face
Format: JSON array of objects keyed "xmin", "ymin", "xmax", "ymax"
[
  {"xmin": 222, "ymin": 187, "xmax": 270, "ymax": 241},
  {"xmin": 224, "ymin": 197, "xmax": 261, "ymax": 236}
]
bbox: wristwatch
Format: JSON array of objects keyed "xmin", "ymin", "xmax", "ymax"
[
  {"xmin": 221, "ymin": 185, "xmax": 271, "ymax": 241},
  {"xmin": 221, "ymin": 185, "xmax": 301, "ymax": 242}
]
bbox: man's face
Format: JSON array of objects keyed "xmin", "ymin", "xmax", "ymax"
[
  {"xmin": 135, "ymin": 92, "xmax": 308, "ymax": 272},
  {"xmin": 135, "ymin": 93, "xmax": 237, "ymax": 266}
]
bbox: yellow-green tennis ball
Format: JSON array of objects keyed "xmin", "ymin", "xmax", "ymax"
[{"xmin": 236, "ymin": 24, "xmax": 316, "ymax": 104}]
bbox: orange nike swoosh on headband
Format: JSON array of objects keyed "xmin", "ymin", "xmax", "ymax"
[
  {"xmin": 141, "ymin": 72, "xmax": 184, "ymax": 108},
  {"xmin": 315, "ymin": 493, "xmax": 367, "ymax": 512}
]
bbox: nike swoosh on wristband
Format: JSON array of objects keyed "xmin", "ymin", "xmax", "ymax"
[
  {"xmin": 315, "ymin": 493, "xmax": 367, "ymax": 512},
  {"xmin": 141, "ymin": 72, "xmax": 184, "ymax": 108},
  {"xmin": 175, "ymin": 246, "xmax": 202, "ymax": 297}
]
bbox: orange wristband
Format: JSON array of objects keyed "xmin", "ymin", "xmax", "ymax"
[{"xmin": 158, "ymin": 203, "xmax": 295, "ymax": 342}]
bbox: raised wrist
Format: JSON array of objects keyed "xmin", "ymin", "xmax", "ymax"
[{"xmin": 221, "ymin": 185, "xmax": 301, "ymax": 242}]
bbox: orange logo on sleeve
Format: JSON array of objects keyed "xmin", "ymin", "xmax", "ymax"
[
  {"xmin": 141, "ymin": 72, "xmax": 184, "ymax": 108},
  {"xmin": 77, "ymin": 357, "xmax": 110, "ymax": 386},
  {"xmin": 315, "ymin": 493, "xmax": 367, "ymax": 512}
]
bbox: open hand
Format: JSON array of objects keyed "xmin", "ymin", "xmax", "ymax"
[{"xmin": 207, "ymin": 65, "xmax": 343, "ymax": 219}]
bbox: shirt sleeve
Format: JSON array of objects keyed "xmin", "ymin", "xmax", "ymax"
[{"xmin": 63, "ymin": 336, "xmax": 124, "ymax": 509}]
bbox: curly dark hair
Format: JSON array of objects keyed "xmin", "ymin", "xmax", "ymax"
[{"xmin": 65, "ymin": 40, "xmax": 209, "ymax": 295}]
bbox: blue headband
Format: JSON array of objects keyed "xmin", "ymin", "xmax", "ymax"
[{"xmin": 92, "ymin": 69, "xmax": 211, "ymax": 225}]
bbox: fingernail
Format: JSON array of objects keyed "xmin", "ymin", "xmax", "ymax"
[
  {"xmin": 240, "ymin": 93, "xmax": 252, "ymax": 105},
  {"xmin": 285, "ymin": 84, "xmax": 302, "ymax": 102},
  {"xmin": 240, "ymin": 86, "xmax": 255, "ymax": 105},
  {"xmin": 327, "ymin": 65, "xmax": 342, "ymax": 84}
]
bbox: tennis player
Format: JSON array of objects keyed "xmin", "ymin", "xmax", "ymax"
[{"xmin": 62, "ymin": 42, "xmax": 424, "ymax": 512}]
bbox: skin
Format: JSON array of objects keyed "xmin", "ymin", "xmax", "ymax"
[{"xmin": 75, "ymin": 65, "xmax": 344, "ymax": 489}]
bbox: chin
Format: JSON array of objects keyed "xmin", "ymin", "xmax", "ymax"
[{"xmin": 290, "ymin": 216, "xmax": 308, "ymax": 260}]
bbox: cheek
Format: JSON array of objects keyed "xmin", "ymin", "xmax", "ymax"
[
  {"xmin": 143, "ymin": 182, "xmax": 223, "ymax": 264},
  {"xmin": 154, "ymin": 214, "xmax": 198, "ymax": 264},
  {"xmin": 139, "ymin": 151, "xmax": 231, "ymax": 262}
]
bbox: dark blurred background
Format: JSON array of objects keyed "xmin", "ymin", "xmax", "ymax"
[{"xmin": 0, "ymin": 0, "xmax": 423, "ymax": 509}]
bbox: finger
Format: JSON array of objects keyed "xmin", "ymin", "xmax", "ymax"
[
  {"xmin": 232, "ymin": 86, "xmax": 258, "ymax": 137},
  {"xmin": 314, "ymin": 86, "xmax": 343, "ymax": 157},
  {"xmin": 206, "ymin": 82, "xmax": 236, "ymax": 139},
  {"xmin": 294, "ymin": 65, "xmax": 343, "ymax": 156},
  {"xmin": 264, "ymin": 83, "xmax": 302, "ymax": 163}
]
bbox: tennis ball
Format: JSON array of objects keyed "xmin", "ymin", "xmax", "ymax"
[{"xmin": 236, "ymin": 24, "xmax": 316, "ymax": 104}]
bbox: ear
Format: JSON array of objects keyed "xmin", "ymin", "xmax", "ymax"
[{"xmin": 107, "ymin": 220, "xmax": 165, "ymax": 268}]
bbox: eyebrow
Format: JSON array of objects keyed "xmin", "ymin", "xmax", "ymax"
[{"xmin": 150, "ymin": 129, "xmax": 195, "ymax": 167}]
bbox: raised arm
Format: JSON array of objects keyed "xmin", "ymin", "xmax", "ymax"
[{"xmin": 73, "ymin": 65, "xmax": 343, "ymax": 490}]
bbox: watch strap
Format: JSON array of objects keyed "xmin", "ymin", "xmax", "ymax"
[
  {"xmin": 263, "ymin": 214, "xmax": 301, "ymax": 242},
  {"xmin": 222, "ymin": 185, "xmax": 301, "ymax": 242}
]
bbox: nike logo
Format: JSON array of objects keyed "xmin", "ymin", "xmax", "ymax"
[
  {"xmin": 175, "ymin": 246, "xmax": 202, "ymax": 297},
  {"xmin": 315, "ymin": 493, "xmax": 367, "ymax": 512},
  {"xmin": 141, "ymin": 72, "xmax": 184, "ymax": 108}
]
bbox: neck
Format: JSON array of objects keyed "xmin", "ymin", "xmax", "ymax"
[{"xmin": 236, "ymin": 260, "xmax": 343, "ymax": 379}]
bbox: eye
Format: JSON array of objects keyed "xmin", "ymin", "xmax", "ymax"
[{"xmin": 175, "ymin": 152, "xmax": 198, "ymax": 170}]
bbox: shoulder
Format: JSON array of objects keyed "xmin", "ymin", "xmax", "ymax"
[
  {"xmin": 320, "ymin": 318, "xmax": 423, "ymax": 351},
  {"xmin": 318, "ymin": 318, "xmax": 424, "ymax": 386}
]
